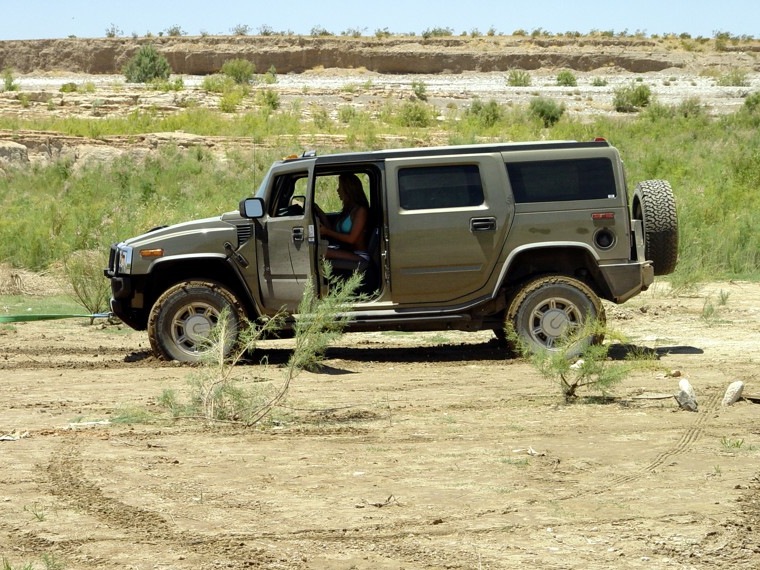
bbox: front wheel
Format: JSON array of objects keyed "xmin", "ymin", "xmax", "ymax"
[
  {"xmin": 506, "ymin": 275, "xmax": 605, "ymax": 355},
  {"xmin": 148, "ymin": 281, "xmax": 244, "ymax": 363}
]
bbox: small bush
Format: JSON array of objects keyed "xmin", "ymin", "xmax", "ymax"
[
  {"xmin": 64, "ymin": 250, "xmax": 111, "ymax": 321},
  {"xmin": 422, "ymin": 27, "xmax": 453, "ymax": 39},
  {"xmin": 411, "ymin": 80, "xmax": 428, "ymax": 101},
  {"xmin": 398, "ymin": 101, "xmax": 434, "ymax": 127},
  {"xmin": 465, "ymin": 99, "xmax": 504, "ymax": 128},
  {"xmin": 105, "ymin": 23, "xmax": 122, "ymax": 38},
  {"xmin": 257, "ymin": 88, "xmax": 280, "ymax": 110},
  {"xmin": 2, "ymin": 67, "xmax": 19, "ymax": 92},
  {"xmin": 201, "ymin": 74, "xmax": 236, "ymax": 93},
  {"xmin": 529, "ymin": 97, "xmax": 565, "ymax": 127},
  {"xmin": 591, "ymin": 77, "xmax": 608, "ymax": 87},
  {"xmin": 221, "ymin": 59, "xmax": 256, "ymax": 84},
  {"xmin": 613, "ymin": 82, "xmax": 652, "ymax": 112},
  {"xmin": 744, "ymin": 92, "xmax": 760, "ymax": 113},
  {"xmin": 263, "ymin": 65, "xmax": 278, "ymax": 84},
  {"xmin": 148, "ymin": 77, "xmax": 184, "ymax": 92},
  {"xmin": 230, "ymin": 24, "xmax": 251, "ymax": 36},
  {"xmin": 219, "ymin": 89, "xmax": 245, "ymax": 113},
  {"xmin": 507, "ymin": 69, "xmax": 531, "ymax": 87},
  {"xmin": 716, "ymin": 68, "xmax": 749, "ymax": 87},
  {"xmin": 164, "ymin": 25, "xmax": 186, "ymax": 37},
  {"xmin": 556, "ymin": 69, "xmax": 577, "ymax": 87},
  {"xmin": 123, "ymin": 45, "xmax": 172, "ymax": 83}
]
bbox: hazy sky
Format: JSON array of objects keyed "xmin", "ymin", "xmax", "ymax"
[{"xmin": 1, "ymin": 0, "xmax": 757, "ymax": 40}]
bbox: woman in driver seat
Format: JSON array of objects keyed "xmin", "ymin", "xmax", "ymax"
[{"xmin": 315, "ymin": 173, "xmax": 371, "ymax": 264}]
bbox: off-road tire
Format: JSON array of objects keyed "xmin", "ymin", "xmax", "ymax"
[
  {"xmin": 633, "ymin": 180, "xmax": 678, "ymax": 276},
  {"xmin": 148, "ymin": 281, "xmax": 244, "ymax": 363},
  {"xmin": 506, "ymin": 275, "xmax": 605, "ymax": 355}
]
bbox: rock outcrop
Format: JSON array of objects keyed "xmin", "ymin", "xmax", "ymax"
[{"xmin": 1, "ymin": 35, "xmax": 758, "ymax": 76}]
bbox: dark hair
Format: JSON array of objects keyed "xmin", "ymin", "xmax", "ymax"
[{"xmin": 339, "ymin": 173, "xmax": 369, "ymax": 210}]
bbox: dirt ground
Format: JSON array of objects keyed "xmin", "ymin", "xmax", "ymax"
[{"xmin": 1, "ymin": 279, "xmax": 759, "ymax": 569}]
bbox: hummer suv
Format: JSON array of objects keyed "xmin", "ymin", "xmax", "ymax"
[{"xmin": 105, "ymin": 139, "xmax": 678, "ymax": 362}]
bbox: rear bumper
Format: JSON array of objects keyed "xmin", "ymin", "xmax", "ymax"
[{"xmin": 601, "ymin": 261, "xmax": 654, "ymax": 303}]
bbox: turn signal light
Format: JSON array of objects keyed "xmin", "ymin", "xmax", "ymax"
[{"xmin": 140, "ymin": 248, "xmax": 164, "ymax": 258}]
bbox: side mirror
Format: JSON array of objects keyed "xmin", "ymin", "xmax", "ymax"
[{"xmin": 239, "ymin": 197, "xmax": 265, "ymax": 219}]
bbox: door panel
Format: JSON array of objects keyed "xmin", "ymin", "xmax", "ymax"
[{"xmin": 386, "ymin": 154, "xmax": 513, "ymax": 305}]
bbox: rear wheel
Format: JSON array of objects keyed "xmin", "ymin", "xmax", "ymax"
[
  {"xmin": 506, "ymin": 275, "xmax": 605, "ymax": 355},
  {"xmin": 633, "ymin": 180, "xmax": 679, "ymax": 276},
  {"xmin": 148, "ymin": 281, "xmax": 244, "ymax": 363}
]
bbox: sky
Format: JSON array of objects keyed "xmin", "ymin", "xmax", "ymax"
[{"xmin": 0, "ymin": 0, "xmax": 757, "ymax": 41}]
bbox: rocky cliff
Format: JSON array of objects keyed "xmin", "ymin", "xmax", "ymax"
[{"xmin": 1, "ymin": 35, "xmax": 758, "ymax": 76}]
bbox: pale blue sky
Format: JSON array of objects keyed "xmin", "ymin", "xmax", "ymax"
[{"xmin": 0, "ymin": 0, "xmax": 757, "ymax": 40}]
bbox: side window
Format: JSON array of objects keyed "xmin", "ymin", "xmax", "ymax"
[
  {"xmin": 398, "ymin": 165, "xmax": 484, "ymax": 211},
  {"xmin": 506, "ymin": 158, "xmax": 616, "ymax": 203},
  {"xmin": 314, "ymin": 172, "xmax": 372, "ymax": 213},
  {"xmin": 270, "ymin": 173, "xmax": 308, "ymax": 216}
]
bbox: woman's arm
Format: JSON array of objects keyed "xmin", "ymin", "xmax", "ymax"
[{"xmin": 327, "ymin": 207, "xmax": 368, "ymax": 248}]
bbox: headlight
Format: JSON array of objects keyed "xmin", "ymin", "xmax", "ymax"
[{"xmin": 117, "ymin": 245, "xmax": 133, "ymax": 274}]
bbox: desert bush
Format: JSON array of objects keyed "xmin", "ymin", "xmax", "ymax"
[
  {"xmin": 158, "ymin": 265, "xmax": 362, "ymax": 425},
  {"xmin": 507, "ymin": 69, "xmax": 531, "ymax": 87},
  {"xmin": 201, "ymin": 74, "xmax": 236, "ymax": 93},
  {"xmin": 230, "ymin": 24, "xmax": 251, "ymax": 36},
  {"xmin": 221, "ymin": 59, "xmax": 256, "ymax": 84},
  {"xmin": 63, "ymin": 250, "xmax": 111, "ymax": 321},
  {"xmin": 411, "ymin": 80, "xmax": 428, "ymax": 101},
  {"xmin": 509, "ymin": 321, "xmax": 633, "ymax": 401},
  {"xmin": 2, "ymin": 67, "xmax": 18, "ymax": 92},
  {"xmin": 105, "ymin": 23, "xmax": 122, "ymax": 38},
  {"xmin": 529, "ymin": 97, "xmax": 565, "ymax": 127},
  {"xmin": 397, "ymin": 101, "xmax": 434, "ymax": 128},
  {"xmin": 465, "ymin": 99, "xmax": 504, "ymax": 128},
  {"xmin": 716, "ymin": 68, "xmax": 749, "ymax": 87},
  {"xmin": 263, "ymin": 65, "xmax": 278, "ymax": 84},
  {"xmin": 256, "ymin": 88, "xmax": 280, "ymax": 110},
  {"xmin": 123, "ymin": 45, "xmax": 171, "ymax": 83},
  {"xmin": 556, "ymin": 69, "xmax": 577, "ymax": 87},
  {"xmin": 613, "ymin": 82, "xmax": 652, "ymax": 112},
  {"xmin": 219, "ymin": 88, "xmax": 245, "ymax": 112},
  {"xmin": 164, "ymin": 25, "xmax": 186, "ymax": 37},
  {"xmin": 422, "ymin": 27, "xmax": 453, "ymax": 39},
  {"xmin": 744, "ymin": 92, "xmax": 760, "ymax": 113}
]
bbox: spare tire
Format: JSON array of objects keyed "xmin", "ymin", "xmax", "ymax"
[{"xmin": 632, "ymin": 180, "xmax": 678, "ymax": 276}]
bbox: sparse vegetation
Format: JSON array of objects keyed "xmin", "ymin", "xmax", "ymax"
[
  {"xmin": 63, "ymin": 250, "xmax": 110, "ymax": 321},
  {"xmin": 507, "ymin": 69, "xmax": 532, "ymax": 87},
  {"xmin": 2, "ymin": 67, "xmax": 19, "ymax": 92},
  {"xmin": 556, "ymin": 69, "xmax": 577, "ymax": 87},
  {"xmin": 123, "ymin": 44, "xmax": 172, "ymax": 83},
  {"xmin": 529, "ymin": 97, "xmax": 565, "ymax": 127},
  {"xmin": 221, "ymin": 58, "xmax": 256, "ymax": 84},
  {"xmin": 613, "ymin": 82, "xmax": 652, "ymax": 112}
]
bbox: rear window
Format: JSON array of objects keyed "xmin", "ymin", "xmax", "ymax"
[
  {"xmin": 506, "ymin": 158, "xmax": 616, "ymax": 203},
  {"xmin": 398, "ymin": 165, "xmax": 484, "ymax": 210}
]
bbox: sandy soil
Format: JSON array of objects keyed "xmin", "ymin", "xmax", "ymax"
[{"xmin": 1, "ymin": 279, "xmax": 759, "ymax": 569}]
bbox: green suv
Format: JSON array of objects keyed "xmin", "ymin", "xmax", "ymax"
[{"xmin": 105, "ymin": 140, "xmax": 678, "ymax": 362}]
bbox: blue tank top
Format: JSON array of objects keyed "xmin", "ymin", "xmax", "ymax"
[{"xmin": 337, "ymin": 213, "xmax": 352, "ymax": 234}]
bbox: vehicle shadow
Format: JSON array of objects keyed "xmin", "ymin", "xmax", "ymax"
[
  {"xmin": 245, "ymin": 338, "xmax": 509, "ymax": 368},
  {"xmin": 607, "ymin": 343, "xmax": 704, "ymax": 360}
]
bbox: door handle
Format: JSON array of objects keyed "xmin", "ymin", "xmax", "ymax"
[
  {"xmin": 470, "ymin": 217, "xmax": 497, "ymax": 232},
  {"xmin": 292, "ymin": 227, "xmax": 304, "ymax": 242}
]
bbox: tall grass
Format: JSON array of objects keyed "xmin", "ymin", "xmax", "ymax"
[{"xmin": 1, "ymin": 96, "xmax": 760, "ymax": 281}]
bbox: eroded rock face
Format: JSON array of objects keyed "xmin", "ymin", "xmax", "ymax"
[
  {"xmin": 2, "ymin": 35, "xmax": 755, "ymax": 76},
  {"xmin": 0, "ymin": 140, "xmax": 29, "ymax": 164}
]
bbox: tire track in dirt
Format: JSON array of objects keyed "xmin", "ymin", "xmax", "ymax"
[{"xmin": 46, "ymin": 435, "xmax": 284, "ymax": 569}]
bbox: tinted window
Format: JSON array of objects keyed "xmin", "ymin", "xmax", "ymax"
[
  {"xmin": 399, "ymin": 165, "xmax": 484, "ymax": 210},
  {"xmin": 507, "ymin": 158, "xmax": 616, "ymax": 203}
]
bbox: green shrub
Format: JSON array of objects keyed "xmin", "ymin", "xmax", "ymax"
[
  {"xmin": 507, "ymin": 69, "xmax": 531, "ymax": 87},
  {"xmin": 591, "ymin": 77, "xmax": 608, "ymax": 87},
  {"xmin": 221, "ymin": 58, "xmax": 256, "ymax": 84},
  {"xmin": 219, "ymin": 89, "xmax": 245, "ymax": 113},
  {"xmin": 64, "ymin": 250, "xmax": 111, "ymax": 321},
  {"xmin": 397, "ymin": 101, "xmax": 434, "ymax": 127},
  {"xmin": 744, "ymin": 92, "xmax": 760, "ymax": 113},
  {"xmin": 411, "ymin": 80, "xmax": 428, "ymax": 101},
  {"xmin": 529, "ymin": 97, "xmax": 565, "ymax": 127},
  {"xmin": 716, "ymin": 68, "xmax": 749, "ymax": 87},
  {"xmin": 256, "ymin": 88, "xmax": 280, "ymax": 110},
  {"xmin": 613, "ymin": 82, "xmax": 652, "ymax": 112},
  {"xmin": 164, "ymin": 25, "xmax": 186, "ymax": 37},
  {"xmin": 201, "ymin": 74, "xmax": 236, "ymax": 93},
  {"xmin": 422, "ymin": 27, "xmax": 453, "ymax": 39},
  {"xmin": 556, "ymin": 69, "xmax": 577, "ymax": 87},
  {"xmin": 230, "ymin": 24, "xmax": 251, "ymax": 36},
  {"xmin": 123, "ymin": 45, "xmax": 171, "ymax": 83},
  {"xmin": 2, "ymin": 67, "xmax": 18, "ymax": 92},
  {"xmin": 465, "ymin": 99, "xmax": 504, "ymax": 128}
]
